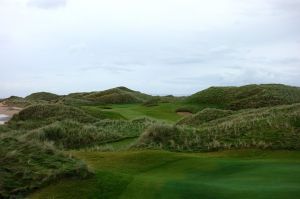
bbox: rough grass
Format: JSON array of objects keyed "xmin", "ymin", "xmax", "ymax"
[
  {"xmin": 94, "ymin": 118, "xmax": 156, "ymax": 138},
  {"xmin": 187, "ymin": 84, "xmax": 300, "ymax": 110},
  {"xmin": 2, "ymin": 96, "xmax": 32, "ymax": 107},
  {"xmin": 58, "ymin": 96, "xmax": 95, "ymax": 106},
  {"xmin": 0, "ymin": 135, "xmax": 90, "ymax": 198},
  {"xmin": 26, "ymin": 120, "xmax": 122, "ymax": 149},
  {"xmin": 177, "ymin": 108, "xmax": 234, "ymax": 126},
  {"xmin": 8, "ymin": 104, "xmax": 98, "ymax": 129},
  {"xmin": 25, "ymin": 92, "xmax": 60, "ymax": 102},
  {"xmin": 80, "ymin": 87, "xmax": 152, "ymax": 104},
  {"xmin": 30, "ymin": 150, "xmax": 300, "ymax": 199},
  {"xmin": 135, "ymin": 104, "xmax": 300, "ymax": 151},
  {"xmin": 15, "ymin": 118, "xmax": 155, "ymax": 150}
]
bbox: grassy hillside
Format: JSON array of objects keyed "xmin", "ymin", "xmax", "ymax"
[
  {"xmin": 187, "ymin": 84, "xmax": 300, "ymax": 110},
  {"xmin": 2, "ymin": 96, "xmax": 32, "ymax": 107},
  {"xmin": 30, "ymin": 150, "xmax": 300, "ymax": 199},
  {"xmin": 135, "ymin": 103, "xmax": 300, "ymax": 151},
  {"xmin": 10, "ymin": 104, "xmax": 97, "ymax": 127},
  {"xmin": 69, "ymin": 87, "xmax": 152, "ymax": 105},
  {"xmin": 177, "ymin": 108, "xmax": 234, "ymax": 126},
  {"xmin": 0, "ymin": 135, "xmax": 90, "ymax": 198},
  {"xmin": 25, "ymin": 92, "xmax": 61, "ymax": 102}
]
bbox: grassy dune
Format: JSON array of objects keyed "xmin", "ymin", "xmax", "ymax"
[
  {"xmin": 30, "ymin": 150, "xmax": 300, "ymax": 199},
  {"xmin": 136, "ymin": 104, "xmax": 300, "ymax": 151},
  {"xmin": 186, "ymin": 84, "xmax": 300, "ymax": 110},
  {"xmin": 177, "ymin": 108, "xmax": 234, "ymax": 126},
  {"xmin": 70, "ymin": 87, "xmax": 152, "ymax": 104},
  {"xmin": 25, "ymin": 92, "xmax": 60, "ymax": 102}
]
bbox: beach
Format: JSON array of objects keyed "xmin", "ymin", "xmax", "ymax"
[{"xmin": 0, "ymin": 102, "xmax": 22, "ymax": 124}]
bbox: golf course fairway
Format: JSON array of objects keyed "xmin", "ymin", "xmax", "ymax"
[{"xmin": 30, "ymin": 150, "xmax": 300, "ymax": 199}]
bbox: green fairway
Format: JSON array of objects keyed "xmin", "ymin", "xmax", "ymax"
[
  {"xmin": 30, "ymin": 150, "xmax": 300, "ymax": 199},
  {"xmin": 83, "ymin": 103, "xmax": 185, "ymax": 123}
]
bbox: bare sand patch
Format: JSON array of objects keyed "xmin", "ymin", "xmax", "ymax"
[{"xmin": 176, "ymin": 111, "xmax": 193, "ymax": 116}]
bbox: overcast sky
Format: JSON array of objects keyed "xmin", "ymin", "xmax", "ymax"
[{"xmin": 0, "ymin": 0, "xmax": 299, "ymax": 97}]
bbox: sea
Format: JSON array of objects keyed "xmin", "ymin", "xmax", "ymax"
[{"xmin": 0, "ymin": 114, "xmax": 10, "ymax": 125}]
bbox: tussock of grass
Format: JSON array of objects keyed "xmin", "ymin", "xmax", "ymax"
[
  {"xmin": 187, "ymin": 84, "xmax": 300, "ymax": 110},
  {"xmin": 0, "ymin": 135, "xmax": 90, "ymax": 198},
  {"xmin": 177, "ymin": 108, "xmax": 234, "ymax": 126},
  {"xmin": 135, "ymin": 103, "xmax": 300, "ymax": 151}
]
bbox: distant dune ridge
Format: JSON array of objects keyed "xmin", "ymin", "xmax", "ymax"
[{"xmin": 186, "ymin": 84, "xmax": 300, "ymax": 110}]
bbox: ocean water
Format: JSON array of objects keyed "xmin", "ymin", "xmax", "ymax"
[{"xmin": 0, "ymin": 114, "xmax": 10, "ymax": 124}]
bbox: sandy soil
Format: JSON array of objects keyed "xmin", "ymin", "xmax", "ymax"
[
  {"xmin": 176, "ymin": 111, "xmax": 193, "ymax": 116},
  {"xmin": 0, "ymin": 102, "xmax": 22, "ymax": 124}
]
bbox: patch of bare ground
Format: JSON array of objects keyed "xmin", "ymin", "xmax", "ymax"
[{"xmin": 176, "ymin": 111, "xmax": 193, "ymax": 116}]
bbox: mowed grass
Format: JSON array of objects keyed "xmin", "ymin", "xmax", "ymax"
[
  {"xmin": 30, "ymin": 150, "xmax": 300, "ymax": 199},
  {"xmin": 83, "ymin": 103, "xmax": 185, "ymax": 123}
]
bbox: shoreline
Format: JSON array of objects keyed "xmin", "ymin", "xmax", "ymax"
[{"xmin": 0, "ymin": 102, "xmax": 22, "ymax": 124}]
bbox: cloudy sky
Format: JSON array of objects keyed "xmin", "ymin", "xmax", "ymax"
[{"xmin": 0, "ymin": 0, "xmax": 299, "ymax": 97}]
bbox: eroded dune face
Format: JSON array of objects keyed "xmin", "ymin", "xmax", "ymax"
[{"xmin": 0, "ymin": 102, "xmax": 22, "ymax": 124}]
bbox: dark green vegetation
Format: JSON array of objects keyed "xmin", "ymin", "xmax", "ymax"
[
  {"xmin": 177, "ymin": 108, "xmax": 234, "ymax": 125},
  {"xmin": 30, "ymin": 150, "xmax": 300, "ymax": 199},
  {"xmin": 1, "ymin": 83, "xmax": 300, "ymax": 198},
  {"xmin": 0, "ymin": 135, "xmax": 90, "ymax": 198},
  {"xmin": 186, "ymin": 84, "xmax": 300, "ymax": 110}
]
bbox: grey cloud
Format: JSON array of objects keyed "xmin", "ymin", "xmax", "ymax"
[{"xmin": 27, "ymin": 0, "xmax": 66, "ymax": 9}]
